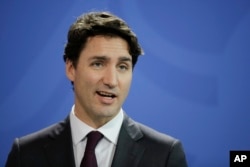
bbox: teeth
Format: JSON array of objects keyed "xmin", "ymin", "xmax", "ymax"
[{"xmin": 98, "ymin": 91, "xmax": 114, "ymax": 97}]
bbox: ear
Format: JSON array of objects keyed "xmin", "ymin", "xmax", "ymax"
[{"xmin": 65, "ymin": 59, "xmax": 75, "ymax": 82}]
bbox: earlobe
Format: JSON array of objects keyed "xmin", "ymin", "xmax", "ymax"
[{"xmin": 65, "ymin": 59, "xmax": 75, "ymax": 82}]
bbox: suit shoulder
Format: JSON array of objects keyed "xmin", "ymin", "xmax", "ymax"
[
  {"xmin": 134, "ymin": 122, "xmax": 188, "ymax": 167},
  {"xmin": 124, "ymin": 115, "xmax": 179, "ymax": 145},
  {"xmin": 18, "ymin": 118, "xmax": 69, "ymax": 146},
  {"xmin": 136, "ymin": 121, "xmax": 178, "ymax": 145}
]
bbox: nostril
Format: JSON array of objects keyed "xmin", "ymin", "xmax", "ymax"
[
  {"xmin": 102, "ymin": 77, "xmax": 118, "ymax": 88},
  {"xmin": 103, "ymin": 82, "xmax": 117, "ymax": 89}
]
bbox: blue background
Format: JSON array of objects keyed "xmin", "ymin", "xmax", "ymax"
[{"xmin": 1, "ymin": 0, "xmax": 250, "ymax": 166}]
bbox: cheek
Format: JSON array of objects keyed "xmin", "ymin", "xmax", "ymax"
[
  {"xmin": 121, "ymin": 75, "xmax": 132, "ymax": 92},
  {"xmin": 80, "ymin": 72, "xmax": 101, "ymax": 86}
]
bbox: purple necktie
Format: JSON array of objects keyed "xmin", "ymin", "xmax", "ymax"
[{"xmin": 80, "ymin": 131, "xmax": 103, "ymax": 167}]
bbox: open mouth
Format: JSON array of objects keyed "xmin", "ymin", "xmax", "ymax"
[{"xmin": 96, "ymin": 91, "xmax": 117, "ymax": 98}]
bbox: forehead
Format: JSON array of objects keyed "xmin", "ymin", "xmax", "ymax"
[{"xmin": 80, "ymin": 35, "xmax": 130, "ymax": 58}]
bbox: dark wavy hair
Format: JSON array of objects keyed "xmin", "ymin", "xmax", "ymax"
[{"xmin": 63, "ymin": 11, "xmax": 144, "ymax": 68}]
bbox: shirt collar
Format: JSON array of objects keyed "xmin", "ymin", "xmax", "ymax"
[{"xmin": 70, "ymin": 105, "xmax": 124, "ymax": 146}]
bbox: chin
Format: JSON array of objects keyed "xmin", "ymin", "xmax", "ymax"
[{"xmin": 97, "ymin": 108, "xmax": 119, "ymax": 117}]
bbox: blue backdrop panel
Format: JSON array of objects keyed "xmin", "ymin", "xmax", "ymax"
[{"xmin": 1, "ymin": 0, "xmax": 250, "ymax": 166}]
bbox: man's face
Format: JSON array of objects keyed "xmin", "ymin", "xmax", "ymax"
[{"xmin": 66, "ymin": 35, "xmax": 132, "ymax": 128}]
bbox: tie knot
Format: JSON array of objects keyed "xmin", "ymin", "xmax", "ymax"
[{"xmin": 85, "ymin": 131, "xmax": 103, "ymax": 151}]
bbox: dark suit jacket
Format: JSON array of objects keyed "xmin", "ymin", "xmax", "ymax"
[{"xmin": 6, "ymin": 114, "xmax": 188, "ymax": 167}]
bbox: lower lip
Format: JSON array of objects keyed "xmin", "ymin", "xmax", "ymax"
[{"xmin": 96, "ymin": 94, "xmax": 116, "ymax": 105}]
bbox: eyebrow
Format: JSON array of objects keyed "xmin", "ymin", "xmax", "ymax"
[
  {"xmin": 118, "ymin": 56, "xmax": 132, "ymax": 63},
  {"xmin": 89, "ymin": 56, "xmax": 109, "ymax": 61},
  {"xmin": 89, "ymin": 55, "xmax": 132, "ymax": 62}
]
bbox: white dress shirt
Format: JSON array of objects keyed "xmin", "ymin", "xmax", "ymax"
[{"xmin": 69, "ymin": 105, "xmax": 124, "ymax": 167}]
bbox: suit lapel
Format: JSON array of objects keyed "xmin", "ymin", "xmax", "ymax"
[
  {"xmin": 111, "ymin": 114, "xmax": 145, "ymax": 167},
  {"xmin": 41, "ymin": 115, "xmax": 144, "ymax": 167},
  {"xmin": 43, "ymin": 117, "xmax": 76, "ymax": 167}
]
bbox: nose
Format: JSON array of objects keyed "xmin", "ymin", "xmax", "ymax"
[{"xmin": 102, "ymin": 66, "xmax": 118, "ymax": 88}]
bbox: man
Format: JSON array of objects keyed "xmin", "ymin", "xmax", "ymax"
[{"xmin": 6, "ymin": 11, "xmax": 188, "ymax": 167}]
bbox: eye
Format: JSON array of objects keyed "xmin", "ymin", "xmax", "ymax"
[
  {"xmin": 118, "ymin": 64, "xmax": 129, "ymax": 71},
  {"xmin": 91, "ymin": 61, "xmax": 104, "ymax": 69}
]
